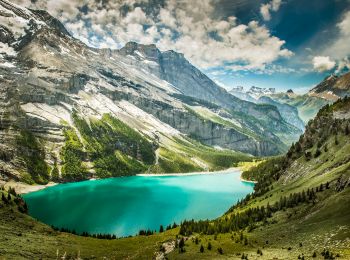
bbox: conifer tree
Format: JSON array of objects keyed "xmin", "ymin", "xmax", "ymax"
[
  {"xmin": 217, "ymin": 247, "xmax": 223, "ymax": 254},
  {"xmin": 207, "ymin": 242, "xmax": 212, "ymax": 250}
]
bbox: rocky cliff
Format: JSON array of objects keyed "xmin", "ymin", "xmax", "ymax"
[{"xmin": 309, "ymin": 72, "xmax": 350, "ymax": 100}]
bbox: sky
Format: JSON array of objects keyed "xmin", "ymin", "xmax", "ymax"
[{"xmin": 14, "ymin": 0, "xmax": 350, "ymax": 93}]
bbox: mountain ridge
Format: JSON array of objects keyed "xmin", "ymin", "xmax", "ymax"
[{"xmin": 309, "ymin": 72, "xmax": 350, "ymax": 100}]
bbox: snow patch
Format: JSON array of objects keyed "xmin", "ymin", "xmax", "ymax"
[
  {"xmin": 142, "ymin": 59, "xmax": 158, "ymax": 66},
  {"xmin": 134, "ymin": 50, "xmax": 144, "ymax": 58},
  {"xmin": 0, "ymin": 61, "xmax": 15, "ymax": 68}
]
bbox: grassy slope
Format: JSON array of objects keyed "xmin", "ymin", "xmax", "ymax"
[
  {"xmin": 168, "ymin": 98, "xmax": 350, "ymax": 259},
  {"xmin": 15, "ymin": 112, "xmax": 254, "ymax": 184},
  {"xmin": 149, "ymin": 135, "xmax": 253, "ymax": 174},
  {"xmin": 0, "ymin": 200, "xmax": 177, "ymax": 259}
]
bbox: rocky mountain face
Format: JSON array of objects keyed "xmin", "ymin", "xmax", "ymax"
[
  {"xmin": 229, "ymin": 87, "xmax": 256, "ymax": 103},
  {"xmin": 309, "ymin": 72, "xmax": 350, "ymax": 100},
  {"xmin": 117, "ymin": 41, "xmax": 296, "ymax": 128},
  {"xmin": 229, "ymin": 87, "xmax": 305, "ymax": 132},
  {"xmin": 268, "ymin": 92, "xmax": 331, "ymax": 123},
  {"xmin": 257, "ymin": 96, "xmax": 305, "ymax": 132},
  {"xmin": 0, "ymin": 0, "xmax": 302, "ymax": 183}
]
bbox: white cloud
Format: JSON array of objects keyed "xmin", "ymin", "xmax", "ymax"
[
  {"xmin": 260, "ymin": 0, "xmax": 282, "ymax": 21},
  {"xmin": 271, "ymin": 0, "xmax": 282, "ymax": 11},
  {"xmin": 158, "ymin": 8, "xmax": 176, "ymax": 28},
  {"xmin": 12, "ymin": 0, "xmax": 292, "ymax": 73},
  {"xmin": 260, "ymin": 4, "xmax": 271, "ymax": 21},
  {"xmin": 335, "ymin": 57, "xmax": 350, "ymax": 74},
  {"xmin": 326, "ymin": 10, "xmax": 350, "ymax": 60},
  {"xmin": 312, "ymin": 56, "xmax": 336, "ymax": 72}
]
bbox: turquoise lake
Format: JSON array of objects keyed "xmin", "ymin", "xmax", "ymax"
[{"xmin": 23, "ymin": 170, "xmax": 254, "ymax": 237}]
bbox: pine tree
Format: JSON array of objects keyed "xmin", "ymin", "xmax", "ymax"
[
  {"xmin": 217, "ymin": 247, "xmax": 223, "ymax": 254},
  {"xmin": 200, "ymin": 245, "xmax": 204, "ymax": 253},
  {"xmin": 314, "ymin": 149, "xmax": 321, "ymax": 158},
  {"xmin": 179, "ymin": 237, "xmax": 185, "ymax": 253},
  {"xmin": 207, "ymin": 242, "xmax": 212, "ymax": 250},
  {"xmin": 159, "ymin": 225, "xmax": 164, "ymax": 233},
  {"xmin": 244, "ymin": 237, "xmax": 248, "ymax": 245},
  {"xmin": 324, "ymin": 144, "xmax": 328, "ymax": 152},
  {"xmin": 1, "ymin": 193, "xmax": 7, "ymax": 203},
  {"xmin": 319, "ymin": 183, "xmax": 324, "ymax": 192}
]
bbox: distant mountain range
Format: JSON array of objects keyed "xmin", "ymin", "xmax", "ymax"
[{"xmin": 228, "ymin": 77, "xmax": 350, "ymax": 124}]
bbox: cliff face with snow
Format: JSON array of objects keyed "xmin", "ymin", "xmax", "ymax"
[
  {"xmin": 0, "ymin": 0, "xmax": 302, "ymax": 183},
  {"xmin": 309, "ymin": 73, "xmax": 350, "ymax": 101}
]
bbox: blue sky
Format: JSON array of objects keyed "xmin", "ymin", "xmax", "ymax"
[
  {"xmin": 208, "ymin": 0, "xmax": 350, "ymax": 92},
  {"xmin": 16, "ymin": 0, "xmax": 350, "ymax": 93}
]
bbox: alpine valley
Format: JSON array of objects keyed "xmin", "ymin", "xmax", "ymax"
[{"xmin": 0, "ymin": 0, "xmax": 350, "ymax": 259}]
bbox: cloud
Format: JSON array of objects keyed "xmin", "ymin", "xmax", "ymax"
[
  {"xmin": 260, "ymin": 0, "xmax": 282, "ymax": 21},
  {"xmin": 158, "ymin": 8, "xmax": 176, "ymax": 28},
  {"xmin": 313, "ymin": 10, "xmax": 350, "ymax": 73},
  {"xmin": 260, "ymin": 4, "xmax": 271, "ymax": 21},
  {"xmin": 326, "ymin": 10, "xmax": 350, "ymax": 60},
  {"xmin": 12, "ymin": 0, "xmax": 292, "ymax": 73},
  {"xmin": 312, "ymin": 56, "xmax": 336, "ymax": 72},
  {"xmin": 335, "ymin": 57, "xmax": 350, "ymax": 74}
]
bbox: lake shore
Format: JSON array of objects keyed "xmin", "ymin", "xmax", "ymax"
[
  {"xmin": 139, "ymin": 167, "xmax": 258, "ymax": 184},
  {"xmin": 137, "ymin": 167, "xmax": 240, "ymax": 177},
  {"xmin": 239, "ymin": 177, "xmax": 258, "ymax": 184},
  {"xmin": 4, "ymin": 181, "xmax": 57, "ymax": 195},
  {"xmin": 6, "ymin": 166, "xmax": 256, "ymax": 195}
]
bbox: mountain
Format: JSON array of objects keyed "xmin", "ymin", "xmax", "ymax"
[
  {"xmin": 257, "ymin": 96, "xmax": 305, "ymax": 134},
  {"xmin": 0, "ymin": 0, "xmax": 304, "ymax": 184},
  {"xmin": 117, "ymin": 41, "xmax": 301, "ymax": 143},
  {"xmin": 247, "ymin": 86, "xmax": 276, "ymax": 98},
  {"xmin": 179, "ymin": 96, "xmax": 350, "ymax": 258},
  {"xmin": 229, "ymin": 87, "xmax": 306, "ymax": 132},
  {"xmin": 270, "ymin": 92, "xmax": 332, "ymax": 123},
  {"xmin": 309, "ymin": 72, "xmax": 350, "ymax": 100},
  {"xmin": 229, "ymin": 86, "xmax": 256, "ymax": 102},
  {"xmin": 228, "ymin": 83, "xmax": 336, "ymax": 125},
  {"xmin": 229, "ymin": 86, "xmax": 276, "ymax": 102}
]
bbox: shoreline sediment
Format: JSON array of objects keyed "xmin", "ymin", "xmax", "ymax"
[{"xmin": 5, "ymin": 166, "xmax": 256, "ymax": 194}]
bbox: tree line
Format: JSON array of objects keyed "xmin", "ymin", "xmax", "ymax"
[
  {"xmin": 0, "ymin": 186, "xmax": 28, "ymax": 214},
  {"xmin": 179, "ymin": 182, "xmax": 329, "ymax": 236}
]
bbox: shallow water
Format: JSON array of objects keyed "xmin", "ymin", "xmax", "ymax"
[{"xmin": 23, "ymin": 170, "xmax": 254, "ymax": 237}]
